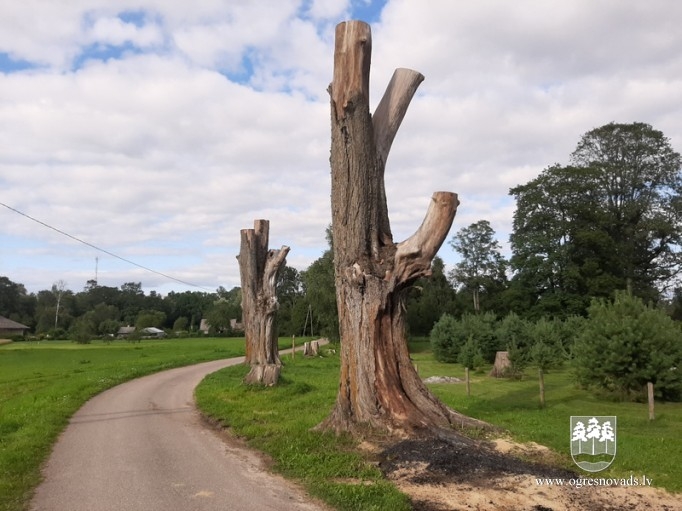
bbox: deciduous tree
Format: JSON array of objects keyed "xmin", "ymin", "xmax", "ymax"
[
  {"xmin": 300, "ymin": 227, "xmax": 338, "ymax": 340},
  {"xmin": 510, "ymin": 123, "xmax": 682, "ymax": 317},
  {"xmin": 448, "ymin": 220, "xmax": 508, "ymax": 313}
]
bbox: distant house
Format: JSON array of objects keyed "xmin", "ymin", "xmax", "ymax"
[
  {"xmin": 117, "ymin": 326, "xmax": 136, "ymax": 338},
  {"xmin": 199, "ymin": 318, "xmax": 243, "ymax": 334},
  {"xmin": 0, "ymin": 316, "xmax": 30, "ymax": 338},
  {"xmin": 199, "ymin": 319, "xmax": 210, "ymax": 334},
  {"xmin": 141, "ymin": 327, "xmax": 166, "ymax": 338},
  {"xmin": 230, "ymin": 319, "xmax": 244, "ymax": 332}
]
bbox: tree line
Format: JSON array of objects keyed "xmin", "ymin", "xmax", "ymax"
[{"xmin": 1, "ymin": 122, "xmax": 681, "ymax": 346}]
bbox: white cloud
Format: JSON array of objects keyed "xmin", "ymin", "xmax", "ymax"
[
  {"xmin": 1, "ymin": 0, "xmax": 681, "ymax": 294},
  {"xmin": 86, "ymin": 16, "xmax": 164, "ymax": 49}
]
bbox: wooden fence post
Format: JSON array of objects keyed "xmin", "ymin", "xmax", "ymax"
[{"xmin": 465, "ymin": 367, "xmax": 471, "ymax": 397}]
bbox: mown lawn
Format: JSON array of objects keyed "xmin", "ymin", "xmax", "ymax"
[
  {"xmin": 196, "ymin": 338, "xmax": 682, "ymax": 511},
  {"xmin": 408, "ymin": 339, "xmax": 682, "ymax": 493}
]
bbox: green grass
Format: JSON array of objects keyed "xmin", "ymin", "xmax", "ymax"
[
  {"xmin": 0, "ymin": 337, "xmax": 248, "ymax": 511},
  {"xmin": 197, "ymin": 338, "xmax": 682, "ymax": 511},
  {"xmin": 3, "ymin": 336, "xmax": 681, "ymax": 511},
  {"xmin": 195, "ymin": 349, "xmax": 412, "ymax": 511},
  {"xmin": 408, "ymin": 339, "xmax": 682, "ymax": 493}
]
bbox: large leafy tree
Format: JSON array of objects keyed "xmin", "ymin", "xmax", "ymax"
[
  {"xmin": 276, "ymin": 265, "xmax": 305, "ymax": 336},
  {"xmin": 0, "ymin": 276, "xmax": 34, "ymax": 326},
  {"xmin": 448, "ymin": 220, "xmax": 508, "ymax": 313},
  {"xmin": 510, "ymin": 122, "xmax": 682, "ymax": 317},
  {"xmin": 300, "ymin": 228, "xmax": 338, "ymax": 340}
]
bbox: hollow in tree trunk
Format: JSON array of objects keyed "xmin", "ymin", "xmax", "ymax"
[
  {"xmin": 237, "ymin": 219, "xmax": 289, "ymax": 386},
  {"xmin": 318, "ymin": 20, "xmax": 484, "ymax": 437}
]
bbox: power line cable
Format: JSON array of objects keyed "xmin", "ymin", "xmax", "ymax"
[{"xmin": 0, "ymin": 200, "xmax": 214, "ymax": 292}]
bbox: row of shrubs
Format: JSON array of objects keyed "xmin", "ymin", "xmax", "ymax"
[{"xmin": 430, "ymin": 291, "xmax": 682, "ymax": 402}]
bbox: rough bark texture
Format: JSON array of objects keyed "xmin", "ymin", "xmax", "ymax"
[
  {"xmin": 320, "ymin": 20, "xmax": 482, "ymax": 437},
  {"xmin": 489, "ymin": 351, "xmax": 511, "ymax": 378},
  {"xmin": 237, "ymin": 219, "xmax": 289, "ymax": 386}
]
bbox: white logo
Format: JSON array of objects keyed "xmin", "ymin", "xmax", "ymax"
[{"xmin": 570, "ymin": 416, "xmax": 617, "ymax": 472}]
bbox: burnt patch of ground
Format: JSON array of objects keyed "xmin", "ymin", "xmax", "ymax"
[
  {"xmin": 378, "ymin": 436, "xmax": 682, "ymax": 511},
  {"xmin": 380, "ymin": 436, "xmax": 574, "ymax": 487}
]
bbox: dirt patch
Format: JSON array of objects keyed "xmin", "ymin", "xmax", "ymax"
[{"xmin": 378, "ymin": 436, "xmax": 682, "ymax": 511}]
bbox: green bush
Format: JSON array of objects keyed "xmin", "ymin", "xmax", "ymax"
[
  {"xmin": 497, "ymin": 312, "xmax": 531, "ymax": 377},
  {"xmin": 527, "ymin": 318, "xmax": 566, "ymax": 370},
  {"xmin": 430, "ymin": 312, "xmax": 499, "ymax": 363},
  {"xmin": 69, "ymin": 317, "xmax": 95, "ymax": 344},
  {"xmin": 573, "ymin": 291, "xmax": 682, "ymax": 401},
  {"xmin": 430, "ymin": 313, "xmax": 460, "ymax": 362},
  {"xmin": 457, "ymin": 335, "xmax": 485, "ymax": 370}
]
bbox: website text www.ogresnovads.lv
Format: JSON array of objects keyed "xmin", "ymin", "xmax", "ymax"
[{"xmin": 535, "ymin": 475, "xmax": 652, "ymax": 489}]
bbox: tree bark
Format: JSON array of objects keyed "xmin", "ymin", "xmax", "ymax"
[
  {"xmin": 320, "ymin": 20, "xmax": 483, "ymax": 437},
  {"xmin": 237, "ymin": 219, "xmax": 289, "ymax": 386}
]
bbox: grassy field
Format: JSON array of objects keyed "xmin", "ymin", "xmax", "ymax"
[
  {"xmin": 2, "ymin": 337, "xmax": 681, "ymax": 511},
  {"xmin": 408, "ymin": 339, "xmax": 682, "ymax": 492},
  {"xmin": 0, "ymin": 337, "xmax": 249, "ymax": 511}
]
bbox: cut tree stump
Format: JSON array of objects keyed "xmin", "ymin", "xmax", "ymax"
[
  {"xmin": 489, "ymin": 351, "xmax": 511, "ymax": 378},
  {"xmin": 303, "ymin": 340, "xmax": 320, "ymax": 356},
  {"xmin": 237, "ymin": 219, "xmax": 289, "ymax": 386}
]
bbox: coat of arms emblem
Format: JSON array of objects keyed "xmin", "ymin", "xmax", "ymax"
[{"xmin": 570, "ymin": 416, "xmax": 617, "ymax": 472}]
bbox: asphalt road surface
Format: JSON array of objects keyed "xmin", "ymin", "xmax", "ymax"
[{"xmin": 29, "ymin": 356, "xmax": 327, "ymax": 511}]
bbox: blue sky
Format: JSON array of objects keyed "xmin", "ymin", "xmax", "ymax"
[{"xmin": 1, "ymin": 0, "xmax": 681, "ymax": 295}]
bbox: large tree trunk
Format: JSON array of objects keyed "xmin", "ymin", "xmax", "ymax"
[
  {"xmin": 237, "ymin": 219, "xmax": 289, "ymax": 386},
  {"xmin": 319, "ymin": 21, "xmax": 481, "ymax": 436}
]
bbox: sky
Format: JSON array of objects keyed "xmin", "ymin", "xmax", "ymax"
[{"xmin": 1, "ymin": 0, "xmax": 682, "ymax": 296}]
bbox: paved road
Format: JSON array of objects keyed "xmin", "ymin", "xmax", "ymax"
[{"xmin": 29, "ymin": 356, "xmax": 327, "ymax": 511}]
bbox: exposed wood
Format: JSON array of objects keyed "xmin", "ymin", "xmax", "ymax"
[
  {"xmin": 373, "ymin": 68, "xmax": 425, "ymax": 168},
  {"xmin": 538, "ymin": 368, "xmax": 545, "ymax": 408},
  {"xmin": 237, "ymin": 219, "xmax": 289, "ymax": 386},
  {"xmin": 303, "ymin": 340, "xmax": 320, "ymax": 357},
  {"xmin": 319, "ymin": 20, "xmax": 484, "ymax": 437},
  {"xmin": 392, "ymin": 192, "xmax": 459, "ymax": 285},
  {"xmin": 331, "ymin": 21, "xmax": 371, "ymax": 122},
  {"xmin": 489, "ymin": 351, "xmax": 511, "ymax": 378}
]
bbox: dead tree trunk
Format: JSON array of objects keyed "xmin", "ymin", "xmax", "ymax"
[
  {"xmin": 303, "ymin": 340, "xmax": 320, "ymax": 356},
  {"xmin": 319, "ymin": 20, "xmax": 482, "ymax": 436},
  {"xmin": 237, "ymin": 219, "xmax": 289, "ymax": 386}
]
